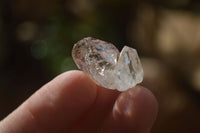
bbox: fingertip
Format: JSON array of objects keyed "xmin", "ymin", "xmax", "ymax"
[
  {"xmin": 45, "ymin": 70, "xmax": 98, "ymax": 110},
  {"xmin": 104, "ymin": 85, "xmax": 158, "ymax": 133}
]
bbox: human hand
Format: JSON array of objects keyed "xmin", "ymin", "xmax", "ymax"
[{"xmin": 0, "ymin": 70, "xmax": 158, "ymax": 133}]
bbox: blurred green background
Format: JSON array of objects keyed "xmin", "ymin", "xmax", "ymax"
[{"xmin": 0, "ymin": 0, "xmax": 200, "ymax": 132}]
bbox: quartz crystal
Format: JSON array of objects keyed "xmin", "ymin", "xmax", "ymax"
[{"xmin": 72, "ymin": 37, "xmax": 143, "ymax": 91}]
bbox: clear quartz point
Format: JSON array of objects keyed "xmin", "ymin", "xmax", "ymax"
[{"xmin": 72, "ymin": 37, "xmax": 143, "ymax": 91}]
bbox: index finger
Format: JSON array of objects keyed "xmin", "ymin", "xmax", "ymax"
[{"xmin": 0, "ymin": 70, "xmax": 97, "ymax": 133}]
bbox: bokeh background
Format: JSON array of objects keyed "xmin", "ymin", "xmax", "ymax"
[{"xmin": 0, "ymin": 0, "xmax": 200, "ymax": 132}]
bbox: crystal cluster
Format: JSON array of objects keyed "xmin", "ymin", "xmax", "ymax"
[{"xmin": 72, "ymin": 37, "xmax": 143, "ymax": 91}]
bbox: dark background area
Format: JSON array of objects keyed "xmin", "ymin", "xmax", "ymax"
[{"xmin": 0, "ymin": 0, "xmax": 200, "ymax": 132}]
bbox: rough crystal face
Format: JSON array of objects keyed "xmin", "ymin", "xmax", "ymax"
[{"xmin": 72, "ymin": 37, "xmax": 143, "ymax": 91}]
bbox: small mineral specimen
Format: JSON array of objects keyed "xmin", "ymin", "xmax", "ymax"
[{"xmin": 72, "ymin": 37, "xmax": 143, "ymax": 91}]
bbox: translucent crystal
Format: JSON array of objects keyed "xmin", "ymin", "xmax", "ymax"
[{"xmin": 72, "ymin": 37, "xmax": 143, "ymax": 91}]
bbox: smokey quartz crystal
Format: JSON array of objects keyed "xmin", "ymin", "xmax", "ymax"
[{"xmin": 72, "ymin": 37, "xmax": 143, "ymax": 91}]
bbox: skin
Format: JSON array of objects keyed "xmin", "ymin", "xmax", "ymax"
[{"xmin": 0, "ymin": 70, "xmax": 158, "ymax": 133}]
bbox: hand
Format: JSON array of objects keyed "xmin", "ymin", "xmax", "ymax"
[{"xmin": 0, "ymin": 70, "xmax": 158, "ymax": 133}]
